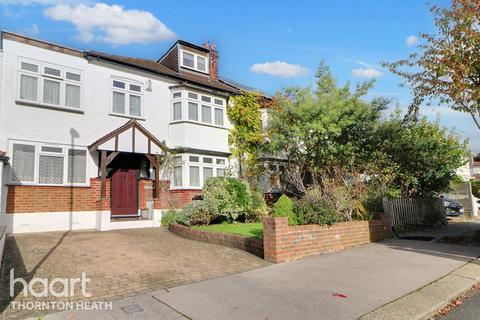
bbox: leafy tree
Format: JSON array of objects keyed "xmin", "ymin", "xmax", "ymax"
[
  {"xmin": 383, "ymin": 0, "xmax": 480, "ymax": 127},
  {"xmin": 228, "ymin": 91, "xmax": 263, "ymax": 179},
  {"xmin": 375, "ymin": 112, "xmax": 468, "ymax": 197}
]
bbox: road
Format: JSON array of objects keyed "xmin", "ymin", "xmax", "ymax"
[{"xmin": 443, "ymin": 290, "xmax": 480, "ymax": 320}]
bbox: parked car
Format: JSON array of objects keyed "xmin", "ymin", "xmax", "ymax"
[{"xmin": 442, "ymin": 197, "xmax": 464, "ymax": 216}]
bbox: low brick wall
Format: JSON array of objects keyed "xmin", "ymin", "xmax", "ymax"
[
  {"xmin": 263, "ymin": 215, "xmax": 391, "ymax": 263},
  {"xmin": 169, "ymin": 223, "xmax": 264, "ymax": 258}
]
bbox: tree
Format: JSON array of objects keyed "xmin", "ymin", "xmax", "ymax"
[
  {"xmin": 375, "ymin": 112, "xmax": 468, "ymax": 197},
  {"xmin": 266, "ymin": 63, "xmax": 388, "ymax": 194},
  {"xmin": 383, "ymin": 0, "xmax": 480, "ymax": 128},
  {"xmin": 228, "ymin": 91, "xmax": 263, "ymax": 179}
]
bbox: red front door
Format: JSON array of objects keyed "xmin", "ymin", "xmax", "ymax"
[{"xmin": 111, "ymin": 169, "xmax": 138, "ymax": 216}]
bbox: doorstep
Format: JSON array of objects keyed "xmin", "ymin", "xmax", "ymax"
[{"xmin": 109, "ymin": 218, "xmax": 155, "ymax": 230}]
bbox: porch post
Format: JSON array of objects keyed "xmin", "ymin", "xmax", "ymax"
[
  {"xmin": 146, "ymin": 154, "xmax": 159, "ymax": 199},
  {"xmin": 100, "ymin": 150, "xmax": 107, "ymax": 199}
]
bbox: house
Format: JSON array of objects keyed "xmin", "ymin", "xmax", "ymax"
[{"xmin": 0, "ymin": 31, "xmax": 249, "ymax": 233}]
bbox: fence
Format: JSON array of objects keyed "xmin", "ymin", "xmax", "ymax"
[{"xmin": 383, "ymin": 197, "xmax": 446, "ymax": 231}]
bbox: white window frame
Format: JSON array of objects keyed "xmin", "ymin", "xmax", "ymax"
[
  {"xmin": 169, "ymin": 153, "xmax": 228, "ymax": 189},
  {"xmin": 8, "ymin": 140, "xmax": 89, "ymax": 187},
  {"xmin": 180, "ymin": 49, "xmax": 209, "ymax": 74},
  {"xmin": 110, "ymin": 77, "xmax": 144, "ymax": 119},
  {"xmin": 16, "ymin": 58, "xmax": 83, "ymax": 112},
  {"xmin": 170, "ymin": 90, "xmax": 226, "ymax": 128}
]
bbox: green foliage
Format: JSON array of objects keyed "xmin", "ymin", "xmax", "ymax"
[
  {"xmin": 273, "ymin": 195, "xmax": 297, "ymax": 225},
  {"xmin": 228, "ymin": 91, "xmax": 263, "ymax": 179},
  {"xmin": 161, "ymin": 209, "xmax": 190, "ymax": 227},
  {"xmin": 183, "ymin": 177, "xmax": 268, "ymax": 225},
  {"xmin": 382, "ymin": 1, "xmax": 480, "ymax": 128},
  {"xmin": 293, "ymin": 190, "xmax": 339, "ymax": 225},
  {"xmin": 471, "ymin": 180, "xmax": 480, "ymax": 198},
  {"xmin": 194, "ymin": 223, "xmax": 263, "ymax": 239}
]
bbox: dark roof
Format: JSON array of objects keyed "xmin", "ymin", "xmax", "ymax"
[{"xmin": 86, "ymin": 51, "xmax": 239, "ymax": 94}]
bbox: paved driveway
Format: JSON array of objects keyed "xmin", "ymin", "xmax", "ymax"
[{"xmin": 0, "ymin": 228, "xmax": 268, "ymax": 319}]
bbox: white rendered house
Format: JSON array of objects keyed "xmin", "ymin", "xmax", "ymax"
[{"xmin": 0, "ymin": 31, "xmax": 247, "ymax": 233}]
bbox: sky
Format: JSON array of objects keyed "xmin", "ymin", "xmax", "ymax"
[{"xmin": 1, "ymin": 0, "xmax": 478, "ymax": 151}]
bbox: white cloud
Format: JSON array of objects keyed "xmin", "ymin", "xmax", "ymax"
[
  {"xmin": 44, "ymin": 3, "xmax": 176, "ymax": 45},
  {"xmin": 250, "ymin": 61, "xmax": 309, "ymax": 78},
  {"xmin": 406, "ymin": 35, "xmax": 418, "ymax": 47},
  {"xmin": 351, "ymin": 67, "xmax": 383, "ymax": 79}
]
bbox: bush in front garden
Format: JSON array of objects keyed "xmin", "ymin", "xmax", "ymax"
[
  {"xmin": 293, "ymin": 189, "xmax": 339, "ymax": 225},
  {"xmin": 161, "ymin": 209, "xmax": 191, "ymax": 227},
  {"xmin": 273, "ymin": 195, "xmax": 297, "ymax": 225},
  {"xmin": 182, "ymin": 177, "xmax": 268, "ymax": 225}
]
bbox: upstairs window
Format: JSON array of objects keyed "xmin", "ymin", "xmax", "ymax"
[
  {"xmin": 111, "ymin": 79, "xmax": 143, "ymax": 118},
  {"xmin": 18, "ymin": 59, "xmax": 83, "ymax": 110},
  {"xmin": 180, "ymin": 50, "xmax": 209, "ymax": 73},
  {"xmin": 170, "ymin": 90, "xmax": 226, "ymax": 127}
]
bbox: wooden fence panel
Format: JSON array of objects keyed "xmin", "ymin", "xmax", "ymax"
[{"xmin": 383, "ymin": 197, "xmax": 446, "ymax": 230}]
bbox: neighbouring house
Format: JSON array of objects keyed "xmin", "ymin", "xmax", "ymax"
[{"xmin": 0, "ymin": 31, "xmax": 267, "ymax": 233}]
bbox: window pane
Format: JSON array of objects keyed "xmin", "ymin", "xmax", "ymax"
[
  {"xmin": 129, "ymin": 94, "xmax": 141, "ymax": 116},
  {"xmin": 203, "ymin": 167, "xmax": 213, "ymax": 183},
  {"xmin": 21, "ymin": 62, "xmax": 38, "ymax": 73},
  {"xmin": 188, "ymin": 92, "xmax": 198, "ymax": 100},
  {"xmin": 189, "ymin": 166, "xmax": 200, "ymax": 186},
  {"xmin": 67, "ymin": 149, "xmax": 86, "ymax": 184},
  {"xmin": 202, "ymin": 105, "xmax": 211, "ymax": 123},
  {"xmin": 41, "ymin": 146, "xmax": 63, "ymax": 153},
  {"xmin": 173, "ymin": 166, "xmax": 182, "ymax": 187},
  {"xmin": 66, "ymin": 84, "xmax": 81, "ymax": 108},
  {"xmin": 197, "ymin": 56, "xmax": 206, "ymax": 72},
  {"xmin": 113, "ymin": 92, "xmax": 125, "ymax": 114},
  {"xmin": 66, "ymin": 72, "xmax": 81, "ymax": 82},
  {"xmin": 43, "ymin": 79, "xmax": 60, "ymax": 105},
  {"xmin": 130, "ymin": 84, "xmax": 141, "ymax": 92},
  {"xmin": 39, "ymin": 155, "xmax": 64, "ymax": 184},
  {"xmin": 203, "ymin": 157, "xmax": 213, "ymax": 164},
  {"xmin": 188, "ymin": 102, "xmax": 198, "ymax": 121},
  {"xmin": 215, "ymin": 108, "xmax": 224, "ymax": 126},
  {"xmin": 173, "ymin": 102, "xmax": 182, "ymax": 121},
  {"xmin": 201, "ymin": 95, "xmax": 211, "ymax": 103},
  {"xmin": 189, "ymin": 156, "xmax": 199, "ymax": 162},
  {"xmin": 216, "ymin": 168, "xmax": 226, "ymax": 177},
  {"xmin": 113, "ymin": 80, "xmax": 125, "ymax": 89},
  {"xmin": 173, "ymin": 156, "xmax": 182, "ymax": 164},
  {"xmin": 216, "ymin": 159, "xmax": 226, "ymax": 165},
  {"xmin": 173, "ymin": 92, "xmax": 182, "ymax": 99},
  {"xmin": 183, "ymin": 51, "xmax": 195, "ymax": 68},
  {"xmin": 11, "ymin": 144, "xmax": 35, "ymax": 182},
  {"xmin": 214, "ymin": 98, "xmax": 224, "ymax": 106},
  {"xmin": 20, "ymin": 75, "xmax": 38, "ymax": 101}
]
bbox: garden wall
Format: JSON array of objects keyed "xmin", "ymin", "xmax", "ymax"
[
  {"xmin": 169, "ymin": 223, "xmax": 264, "ymax": 258},
  {"xmin": 263, "ymin": 214, "xmax": 391, "ymax": 263}
]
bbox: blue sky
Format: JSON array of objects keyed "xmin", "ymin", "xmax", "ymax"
[{"xmin": 1, "ymin": 0, "xmax": 478, "ymax": 151}]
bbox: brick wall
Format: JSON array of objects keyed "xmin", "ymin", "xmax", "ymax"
[
  {"xmin": 6, "ymin": 178, "xmax": 110, "ymax": 213},
  {"xmin": 263, "ymin": 215, "xmax": 391, "ymax": 263},
  {"xmin": 169, "ymin": 223, "xmax": 264, "ymax": 258}
]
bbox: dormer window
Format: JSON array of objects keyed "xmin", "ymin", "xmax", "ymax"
[{"xmin": 180, "ymin": 49, "xmax": 209, "ymax": 74}]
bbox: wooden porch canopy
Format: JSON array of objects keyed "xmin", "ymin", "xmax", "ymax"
[{"xmin": 89, "ymin": 120, "xmax": 169, "ymax": 199}]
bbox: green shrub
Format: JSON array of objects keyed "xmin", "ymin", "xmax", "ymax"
[
  {"xmin": 161, "ymin": 209, "xmax": 190, "ymax": 227},
  {"xmin": 246, "ymin": 191, "xmax": 268, "ymax": 222},
  {"xmin": 293, "ymin": 190, "xmax": 339, "ymax": 225},
  {"xmin": 273, "ymin": 194, "xmax": 297, "ymax": 225},
  {"xmin": 182, "ymin": 198, "xmax": 218, "ymax": 225},
  {"xmin": 472, "ymin": 180, "xmax": 480, "ymax": 198}
]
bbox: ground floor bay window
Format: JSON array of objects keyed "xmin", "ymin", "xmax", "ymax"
[{"xmin": 171, "ymin": 153, "xmax": 228, "ymax": 189}]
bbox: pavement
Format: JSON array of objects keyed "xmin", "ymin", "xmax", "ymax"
[{"xmin": 23, "ymin": 238, "xmax": 480, "ymax": 320}]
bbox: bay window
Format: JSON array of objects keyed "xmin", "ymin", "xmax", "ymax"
[
  {"xmin": 170, "ymin": 154, "xmax": 228, "ymax": 188},
  {"xmin": 170, "ymin": 90, "xmax": 226, "ymax": 127},
  {"xmin": 10, "ymin": 141, "xmax": 88, "ymax": 186},
  {"xmin": 17, "ymin": 59, "xmax": 83, "ymax": 110}
]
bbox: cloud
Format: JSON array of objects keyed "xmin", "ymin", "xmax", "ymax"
[
  {"xmin": 250, "ymin": 61, "xmax": 309, "ymax": 78},
  {"xmin": 43, "ymin": 3, "xmax": 176, "ymax": 45},
  {"xmin": 406, "ymin": 35, "xmax": 418, "ymax": 47},
  {"xmin": 351, "ymin": 67, "xmax": 383, "ymax": 78}
]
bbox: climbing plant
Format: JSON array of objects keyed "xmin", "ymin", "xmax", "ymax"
[{"xmin": 228, "ymin": 91, "xmax": 263, "ymax": 180}]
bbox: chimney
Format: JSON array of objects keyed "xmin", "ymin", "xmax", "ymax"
[{"xmin": 204, "ymin": 42, "xmax": 218, "ymax": 81}]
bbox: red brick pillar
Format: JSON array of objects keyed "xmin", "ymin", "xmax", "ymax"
[{"xmin": 263, "ymin": 217, "xmax": 288, "ymax": 263}]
